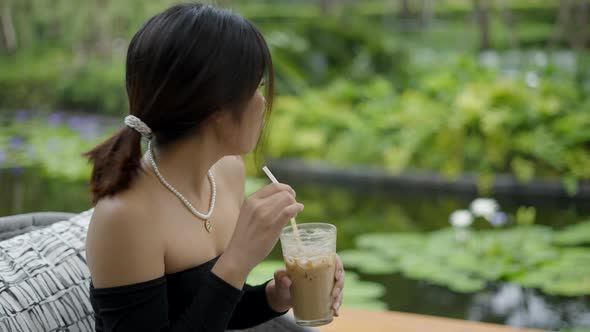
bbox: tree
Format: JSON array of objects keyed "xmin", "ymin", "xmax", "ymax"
[
  {"xmin": 421, "ymin": 0, "xmax": 435, "ymax": 27},
  {"xmin": 320, "ymin": 0, "xmax": 337, "ymax": 15},
  {"xmin": 498, "ymin": 0, "xmax": 519, "ymax": 48},
  {"xmin": 0, "ymin": 0, "xmax": 17, "ymax": 53},
  {"xmin": 549, "ymin": 0, "xmax": 589, "ymax": 50},
  {"xmin": 94, "ymin": 0, "xmax": 111, "ymax": 57},
  {"xmin": 399, "ymin": 0, "xmax": 412, "ymax": 19},
  {"xmin": 472, "ymin": 0, "xmax": 491, "ymax": 50}
]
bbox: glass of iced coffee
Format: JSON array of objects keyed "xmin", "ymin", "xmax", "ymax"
[{"xmin": 280, "ymin": 223, "xmax": 337, "ymax": 327}]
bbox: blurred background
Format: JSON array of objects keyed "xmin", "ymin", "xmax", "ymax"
[{"xmin": 0, "ymin": 0, "xmax": 589, "ymax": 331}]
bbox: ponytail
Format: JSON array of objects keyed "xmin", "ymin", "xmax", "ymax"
[{"xmin": 84, "ymin": 127, "xmax": 143, "ymax": 204}]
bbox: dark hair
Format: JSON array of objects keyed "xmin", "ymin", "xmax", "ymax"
[{"xmin": 84, "ymin": 3, "xmax": 274, "ymax": 204}]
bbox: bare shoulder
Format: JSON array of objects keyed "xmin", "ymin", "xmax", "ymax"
[
  {"xmin": 214, "ymin": 155, "xmax": 246, "ymax": 200},
  {"xmin": 86, "ymin": 194, "xmax": 165, "ymax": 288}
]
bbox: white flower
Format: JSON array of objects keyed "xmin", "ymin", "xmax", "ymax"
[
  {"xmin": 450, "ymin": 210, "xmax": 473, "ymax": 228},
  {"xmin": 470, "ymin": 198, "xmax": 499, "ymax": 220},
  {"xmin": 525, "ymin": 71, "xmax": 540, "ymax": 88}
]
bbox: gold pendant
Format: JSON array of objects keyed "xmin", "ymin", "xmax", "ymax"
[{"xmin": 205, "ymin": 219, "xmax": 213, "ymax": 233}]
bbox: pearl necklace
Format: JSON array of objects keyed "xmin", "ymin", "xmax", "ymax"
[{"xmin": 147, "ymin": 141, "xmax": 216, "ymax": 233}]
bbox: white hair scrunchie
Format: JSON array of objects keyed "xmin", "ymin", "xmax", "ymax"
[{"xmin": 124, "ymin": 115, "xmax": 153, "ymax": 140}]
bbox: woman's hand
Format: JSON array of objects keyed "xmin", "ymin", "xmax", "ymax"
[
  {"xmin": 332, "ymin": 255, "xmax": 345, "ymax": 316},
  {"xmin": 213, "ymin": 183, "xmax": 303, "ymax": 289},
  {"xmin": 266, "ymin": 255, "xmax": 346, "ymax": 316},
  {"xmin": 265, "ymin": 269, "xmax": 292, "ymax": 313}
]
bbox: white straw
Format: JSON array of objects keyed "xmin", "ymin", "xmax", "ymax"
[{"xmin": 262, "ymin": 166, "xmax": 302, "ymax": 241}]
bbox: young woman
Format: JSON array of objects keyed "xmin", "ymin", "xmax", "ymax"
[{"xmin": 84, "ymin": 3, "xmax": 345, "ymax": 332}]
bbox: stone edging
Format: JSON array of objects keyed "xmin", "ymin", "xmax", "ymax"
[{"xmin": 267, "ymin": 159, "xmax": 590, "ymax": 199}]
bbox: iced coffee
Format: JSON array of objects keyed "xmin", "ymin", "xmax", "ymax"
[{"xmin": 280, "ymin": 223, "xmax": 337, "ymax": 327}]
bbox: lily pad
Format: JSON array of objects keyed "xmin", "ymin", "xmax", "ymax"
[
  {"xmin": 342, "ymin": 271, "xmax": 388, "ymax": 310},
  {"xmin": 398, "ymin": 254, "xmax": 488, "ymax": 293},
  {"xmin": 446, "ymin": 276, "xmax": 487, "ymax": 293},
  {"xmin": 339, "ymin": 249, "xmax": 399, "ymax": 274},
  {"xmin": 356, "ymin": 232, "xmax": 425, "ymax": 260},
  {"xmin": 343, "ymin": 272, "xmax": 387, "ymax": 299},
  {"xmin": 357, "ymin": 233, "xmax": 423, "ymax": 250},
  {"xmin": 554, "ymin": 220, "xmax": 590, "ymax": 246},
  {"xmin": 346, "ymin": 222, "xmax": 590, "ymax": 296},
  {"xmin": 512, "ymin": 248, "xmax": 590, "ymax": 296}
]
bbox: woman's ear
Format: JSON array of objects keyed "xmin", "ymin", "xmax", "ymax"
[
  {"xmin": 210, "ymin": 107, "xmax": 233, "ymax": 127},
  {"xmin": 209, "ymin": 107, "xmax": 237, "ymax": 140}
]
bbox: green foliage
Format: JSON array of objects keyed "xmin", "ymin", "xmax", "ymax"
[
  {"xmin": 5, "ymin": 0, "xmax": 565, "ymax": 53},
  {"xmin": 1, "ymin": 0, "xmax": 588, "ymax": 217},
  {"xmin": 0, "ymin": 113, "xmax": 115, "ymax": 180},
  {"xmin": 0, "ymin": 168, "xmax": 93, "ymax": 215},
  {"xmin": 260, "ymin": 17, "xmax": 412, "ymax": 92},
  {"xmin": 246, "ymin": 260, "xmax": 284, "ymax": 285},
  {"xmin": 59, "ymin": 59, "xmax": 126, "ymax": 114},
  {"xmin": 342, "ymin": 222, "xmax": 590, "ymax": 296},
  {"xmin": 1, "ymin": 0, "xmax": 581, "ymax": 114},
  {"xmin": 0, "ymin": 14, "xmax": 412, "ymax": 111},
  {"xmin": 267, "ymin": 55, "xmax": 590, "ymax": 189},
  {"xmin": 0, "ymin": 52, "xmax": 126, "ymax": 115},
  {"xmin": 0, "ymin": 51, "xmax": 66, "ymax": 110},
  {"xmin": 245, "ymin": 177, "xmax": 268, "ymax": 197}
]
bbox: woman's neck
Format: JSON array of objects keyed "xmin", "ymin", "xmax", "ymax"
[{"xmin": 144, "ymin": 133, "xmax": 224, "ymax": 203}]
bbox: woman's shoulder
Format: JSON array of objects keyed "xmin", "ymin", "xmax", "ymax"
[
  {"xmin": 90, "ymin": 190, "xmax": 162, "ymax": 233},
  {"xmin": 86, "ymin": 195, "xmax": 166, "ymax": 288}
]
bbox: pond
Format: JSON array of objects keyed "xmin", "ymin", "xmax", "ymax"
[{"xmin": 1, "ymin": 167, "xmax": 589, "ymax": 331}]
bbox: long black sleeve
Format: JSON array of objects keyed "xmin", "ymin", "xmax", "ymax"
[
  {"xmin": 91, "ymin": 273, "xmax": 288, "ymax": 332},
  {"xmin": 228, "ymin": 280, "xmax": 288, "ymax": 329},
  {"xmin": 91, "ymin": 270, "xmax": 243, "ymax": 332}
]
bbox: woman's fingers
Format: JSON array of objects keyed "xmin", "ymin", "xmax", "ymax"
[
  {"xmin": 335, "ymin": 269, "xmax": 345, "ymax": 289},
  {"xmin": 273, "ymin": 269, "xmax": 291, "ymax": 289},
  {"xmin": 251, "ymin": 183, "xmax": 295, "ymax": 199},
  {"xmin": 278, "ymin": 203, "xmax": 304, "ymax": 225},
  {"xmin": 335, "ymin": 255, "xmax": 344, "ymax": 275},
  {"xmin": 334, "ymin": 255, "xmax": 345, "ymax": 289},
  {"xmin": 333, "ymin": 291, "xmax": 343, "ymax": 316},
  {"xmin": 332, "ymin": 286, "xmax": 341, "ymax": 298},
  {"xmin": 332, "ymin": 254, "xmax": 345, "ymax": 317}
]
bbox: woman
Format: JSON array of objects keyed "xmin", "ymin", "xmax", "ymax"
[{"xmin": 84, "ymin": 3, "xmax": 345, "ymax": 332}]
